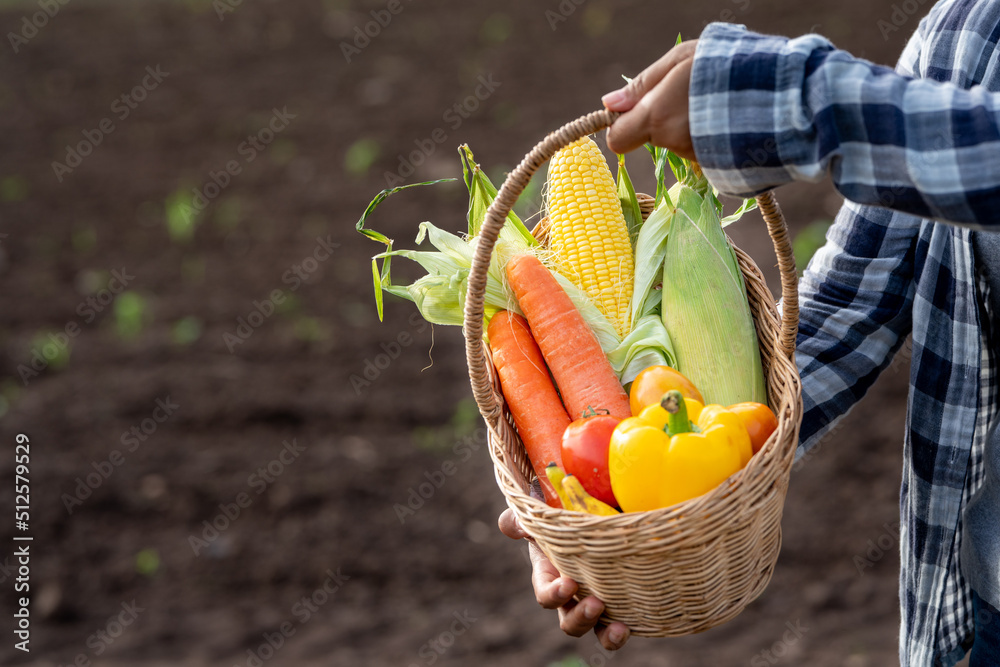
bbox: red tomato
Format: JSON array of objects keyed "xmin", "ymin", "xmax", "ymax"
[
  {"xmin": 629, "ymin": 365, "xmax": 704, "ymax": 416},
  {"xmin": 561, "ymin": 415, "xmax": 620, "ymax": 507},
  {"xmin": 728, "ymin": 402, "xmax": 778, "ymax": 454}
]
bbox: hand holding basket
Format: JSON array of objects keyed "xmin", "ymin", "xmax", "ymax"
[{"xmin": 463, "ymin": 109, "xmax": 804, "ymax": 637}]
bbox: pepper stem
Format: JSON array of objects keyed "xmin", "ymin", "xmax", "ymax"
[{"xmin": 661, "ymin": 390, "xmax": 692, "ymax": 435}]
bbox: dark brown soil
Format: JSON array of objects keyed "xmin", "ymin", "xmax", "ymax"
[{"xmin": 0, "ymin": 1, "xmax": 930, "ymax": 665}]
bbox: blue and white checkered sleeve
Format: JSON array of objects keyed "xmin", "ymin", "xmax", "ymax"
[{"xmin": 689, "ymin": 22, "xmax": 1000, "ymax": 228}]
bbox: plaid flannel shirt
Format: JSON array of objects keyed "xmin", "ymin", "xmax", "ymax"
[{"xmin": 690, "ymin": 3, "xmax": 1000, "ymax": 665}]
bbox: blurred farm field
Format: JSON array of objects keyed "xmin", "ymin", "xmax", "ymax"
[{"xmin": 1, "ymin": 0, "xmax": 918, "ymax": 665}]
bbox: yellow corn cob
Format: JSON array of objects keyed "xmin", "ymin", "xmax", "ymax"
[{"xmin": 546, "ymin": 136, "xmax": 634, "ymax": 338}]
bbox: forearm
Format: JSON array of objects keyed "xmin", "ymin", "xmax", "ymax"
[{"xmin": 690, "ymin": 22, "xmax": 1000, "ymax": 227}]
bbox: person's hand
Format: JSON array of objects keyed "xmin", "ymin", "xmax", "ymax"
[
  {"xmin": 498, "ymin": 508, "xmax": 631, "ymax": 650},
  {"xmin": 602, "ymin": 40, "xmax": 698, "ymax": 160}
]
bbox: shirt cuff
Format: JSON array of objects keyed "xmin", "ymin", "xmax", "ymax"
[{"xmin": 689, "ymin": 22, "xmax": 836, "ymax": 197}]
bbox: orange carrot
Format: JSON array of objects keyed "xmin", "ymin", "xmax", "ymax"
[
  {"xmin": 506, "ymin": 254, "xmax": 631, "ymax": 421},
  {"xmin": 488, "ymin": 310, "xmax": 570, "ymax": 508}
]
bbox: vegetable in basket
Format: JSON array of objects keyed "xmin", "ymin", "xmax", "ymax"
[
  {"xmin": 363, "ymin": 100, "xmax": 804, "ymax": 645},
  {"xmin": 356, "ymin": 144, "xmax": 676, "ymax": 386},
  {"xmin": 487, "ymin": 310, "xmax": 569, "ymax": 508},
  {"xmin": 628, "ymin": 364, "xmax": 703, "ymax": 415},
  {"xmin": 545, "ymin": 136, "xmax": 634, "ymax": 338},
  {"xmin": 545, "ymin": 464, "xmax": 619, "ymax": 516},
  {"xmin": 505, "ymin": 253, "xmax": 631, "ymax": 421},
  {"xmin": 356, "ymin": 142, "xmax": 673, "ymax": 515},
  {"xmin": 560, "ymin": 409, "xmax": 621, "ymax": 507},
  {"xmin": 561, "ymin": 474, "xmax": 619, "ymax": 516},
  {"xmin": 642, "ymin": 157, "xmax": 767, "ymax": 406},
  {"xmin": 608, "ymin": 390, "xmax": 752, "ymax": 513},
  {"xmin": 357, "ymin": 137, "xmax": 766, "ymax": 511},
  {"xmin": 728, "ymin": 402, "xmax": 779, "ymax": 454}
]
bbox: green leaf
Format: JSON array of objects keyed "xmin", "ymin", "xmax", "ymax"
[
  {"xmin": 649, "ymin": 145, "xmax": 670, "ymax": 207},
  {"xmin": 630, "ymin": 203, "xmax": 671, "ymax": 331},
  {"xmin": 293, "ymin": 316, "xmax": 327, "ymax": 342},
  {"xmin": 547, "ymin": 657, "xmax": 588, "ymax": 667},
  {"xmin": 135, "ymin": 549, "xmax": 160, "ymax": 576},
  {"xmin": 720, "ymin": 196, "xmax": 759, "ymax": 228},
  {"xmin": 165, "ymin": 188, "xmax": 197, "ymax": 243},
  {"xmin": 460, "ymin": 144, "xmax": 490, "ymax": 236},
  {"xmin": 607, "ymin": 313, "xmax": 676, "ymax": 384},
  {"xmin": 414, "ymin": 221, "xmax": 474, "ymax": 264},
  {"xmin": 355, "ymin": 178, "xmax": 456, "ymax": 245},
  {"xmin": 371, "ymin": 259, "xmax": 384, "ymax": 321},
  {"xmin": 356, "ymin": 178, "xmax": 455, "ymax": 321},
  {"xmin": 171, "ymin": 316, "xmax": 203, "ymax": 345},
  {"xmin": 616, "ymin": 154, "xmax": 643, "ymax": 244},
  {"xmin": 480, "ymin": 12, "xmax": 512, "ymax": 44},
  {"xmin": 792, "ymin": 220, "xmax": 833, "ymax": 273},
  {"xmin": 114, "ymin": 292, "xmax": 148, "ymax": 341},
  {"xmin": 369, "ymin": 221, "xmax": 526, "ymax": 329},
  {"xmin": 344, "ymin": 138, "xmax": 380, "ymax": 177},
  {"xmin": 459, "ymin": 144, "xmax": 536, "ymax": 245},
  {"xmin": 386, "ymin": 248, "xmax": 465, "ymax": 277},
  {"xmin": 407, "ymin": 274, "xmax": 466, "ymax": 326},
  {"xmin": 666, "ymin": 150, "xmax": 689, "ymax": 185},
  {"xmin": 0, "ymin": 175, "xmax": 28, "ymax": 203},
  {"xmin": 30, "ymin": 330, "xmax": 70, "ymax": 370}
]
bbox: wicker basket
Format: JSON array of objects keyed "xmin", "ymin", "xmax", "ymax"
[{"xmin": 462, "ymin": 109, "xmax": 803, "ymax": 637}]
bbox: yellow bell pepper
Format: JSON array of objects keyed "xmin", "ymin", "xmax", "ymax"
[{"xmin": 608, "ymin": 390, "xmax": 753, "ymax": 512}]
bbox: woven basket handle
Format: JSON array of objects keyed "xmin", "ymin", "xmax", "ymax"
[{"xmin": 463, "ymin": 109, "xmax": 799, "ymax": 424}]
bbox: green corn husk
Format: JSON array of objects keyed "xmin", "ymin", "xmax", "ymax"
[
  {"xmin": 658, "ymin": 162, "xmax": 767, "ymax": 406},
  {"xmin": 356, "ymin": 144, "xmax": 677, "ymax": 384}
]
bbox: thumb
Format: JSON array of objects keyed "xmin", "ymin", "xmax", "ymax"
[
  {"xmin": 498, "ymin": 508, "xmax": 528, "ymax": 540},
  {"xmin": 602, "ymin": 40, "xmax": 697, "ymax": 112}
]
